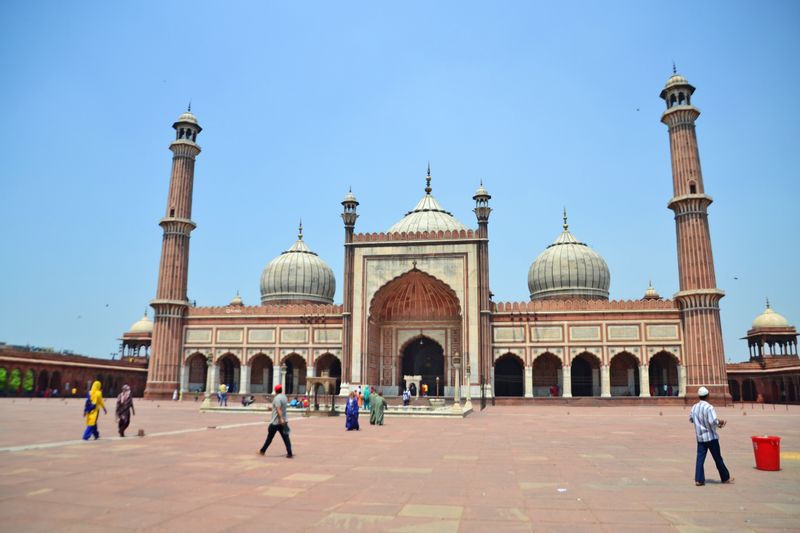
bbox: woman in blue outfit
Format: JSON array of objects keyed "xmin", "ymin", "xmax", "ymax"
[{"xmin": 345, "ymin": 390, "xmax": 360, "ymax": 430}]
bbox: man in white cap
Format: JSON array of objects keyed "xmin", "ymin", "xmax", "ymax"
[{"xmin": 689, "ymin": 386, "xmax": 732, "ymax": 486}]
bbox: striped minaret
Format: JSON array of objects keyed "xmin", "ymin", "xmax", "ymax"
[
  {"xmin": 660, "ymin": 68, "xmax": 728, "ymax": 398},
  {"xmin": 145, "ymin": 108, "xmax": 202, "ymax": 399}
]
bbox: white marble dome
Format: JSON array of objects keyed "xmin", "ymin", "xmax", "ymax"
[
  {"xmin": 260, "ymin": 227, "xmax": 335, "ymax": 305},
  {"xmin": 388, "ymin": 171, "xmax": 467, "ymax": 234},
  {"xmin": 752, "ymin": 302, "xmax": 790, "ymax": 329},
  {"xmin": 528, "ymin": 217, "xmax": 610, "ymax": 300},
  {"xmin": 128, "ymin": 312, "xmax": 153, "ymax": 334}
]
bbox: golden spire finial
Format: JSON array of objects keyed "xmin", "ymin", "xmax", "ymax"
[{"xmin": 562, "ymin": 207, "xmax": 569, "ymax": 231}]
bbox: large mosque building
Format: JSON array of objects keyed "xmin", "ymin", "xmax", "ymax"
[{"xmin": 140, "ymin": 71, "xmax": 732, "ymax": 401}]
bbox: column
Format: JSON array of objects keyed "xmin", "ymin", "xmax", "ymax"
[
  {"xmin": 562, "ymin": 366, "xmax": 572, "ymax": 397},
  {"xmin": 271, "ymin": 365, "xmax": 280, "ymax": 393},
  {"xmin": 639, "ymin": 364, "xmax": 650, "ymax": 397},
  {"xmin": 206, "ymin": 362, "xmax": 218, "ymax": 396},
  {"xmin": 239, "ymin": 365, "xmax": 250, "ymax": 395},
  {"xmin": 179, "ymin": 362, "xmax": 188, "ymax": 394},
  {"xmin": 678, "ymin": 365, "xmax": 687, "ymax": 397},
  {"xmin": 280, "ymin": 365, "xmax": 287, "ymax": 390},
  {"xmin": 601, "ymin": 365, "xmax": 611, "ymax": 398},
  {"xmin": 524, "ymin": 366, "xmax": 533, "ymax": 398}
]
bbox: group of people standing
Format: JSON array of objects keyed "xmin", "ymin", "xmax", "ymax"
[
  {"xmin": 82, "ymin": 380, "xmax": 135, "ymax": 440},
  {"xmin": 345, "ymin": 386, "xmax": 387, "ymax": 430}
]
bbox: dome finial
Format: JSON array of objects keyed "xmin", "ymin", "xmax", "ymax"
[
  {"xmin": 298, "ymin": 219, "xmax": 303, "ymax": 240},
  {"xmin": 672, "ymin": 61, "xmax": 677, "ymax": 75},
  {"xmin": 562, "ymin": 207, "xmax": 569, "ymax": 231},
  {"xmin": 425, "ymin": 161, "xmax": 432, "ymax": 194},
  {"xmin": 766, "ymin": 297, "xmax": 770, "ymax": 309}
]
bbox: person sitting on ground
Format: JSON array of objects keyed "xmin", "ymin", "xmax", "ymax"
[{"xmin": 241, "ymin": 394, "xmax": 255, "ymax": 407}]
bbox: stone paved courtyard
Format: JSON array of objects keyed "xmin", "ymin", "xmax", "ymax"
[{"xmin": 0, "ymin": 398, "xmax": 798, "ymax": 532}]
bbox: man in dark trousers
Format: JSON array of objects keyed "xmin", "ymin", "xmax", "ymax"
[
  {"xmin": 259, "ymin": 384, "xmax": 293, "ymax": 458},
  {"xmin": 689, "ymin": 386, "xmax": 732, "ymax": 486}
]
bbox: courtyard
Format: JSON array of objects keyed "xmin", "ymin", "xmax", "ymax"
[{"xmin": 0, "ymin": 398, "xmax": 797, "ymax": 532}]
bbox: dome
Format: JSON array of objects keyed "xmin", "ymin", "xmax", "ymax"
[
  {"xmin": 388, "ymin": 170, "xmax": 468, "ymax": 234},
  {"xmin": 752, "ymin": 301, "xmax": 790, "ymax": 329},
  {"xmin": 342, "ymin": 189, "xmax": 358, "ymax": 204},
  {"xmin": 128, "ymin": 312, "xmax": 153, "ymax": 334},
  {"xmin": 664, "ymin": 73, "xmax": 689, "ymax": 89},
  {"xmin": 643, "ymin": 282, "xmax": 661, "ymax": 300},
  {"xmin": 260, "ymin": 225, "xmax": 335, "ymax": 305},
  {"xmin": 528, "ymin": 214, "xmax": 610, "ymax": 300},
  {"xmin": 175, "ymin": 110, "xmax": 199, "ymax": 126},
  {"xmin": 229, "ymin": 293, "xmax": 243, "ymax": 306}
]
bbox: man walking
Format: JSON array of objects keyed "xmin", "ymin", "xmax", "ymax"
[
  {"xmin": 689, "ymin": 386, "xmax": 732, "ymax": 486},
  {"xmin": 259, "ymin": 384, "xmax": 293, "ymax": 458}
]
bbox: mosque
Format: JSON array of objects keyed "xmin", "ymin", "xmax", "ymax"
[{"xmin": 135, "ymin": 71, "xmax": 739, "ymax": 402}]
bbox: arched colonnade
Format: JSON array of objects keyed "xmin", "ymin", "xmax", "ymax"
[
  {"xmin": 181, "ymin": 351, "xmax": 341, "ymax": 397},
  {"xmin": 492, "ymin": 349, "xmax": 685, "ymax": 398}
]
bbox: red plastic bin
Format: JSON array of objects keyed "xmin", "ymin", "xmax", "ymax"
[{"xmin": 751, "ymin": 435, "xmax": 781, "ymax": 471}]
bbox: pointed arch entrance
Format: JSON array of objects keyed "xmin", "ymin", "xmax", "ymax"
[
  {"xmin": 284, "ymin": 354, "xmax": 307, "ymax": 395},
  {"xmin": 494, "ymin": 353, "xmax": 524, "ymax": 397},
  {"xmin": 571, "ymin": 352, "xmax": 600, "ymax": 397},
  {"xmin": 401, "ymin": 336, "xmax": 445, "ymax": 396},
  {"xmin": 368, "ymin": 268, "xmax": 461, "ymax": 394},
  {"xmin": 610, "ymin": 352, "xmax": 640, "ymax": 396},
  {"xmin": 649, "ymin": 351, "xmax": 678, "ymax": 396},
  {"xmin": 218, "ymin": 354, "xmax": 240, "ymax": 393},
  {"xmin": 315, "ymin": 353, "xmax": 341, "ymax": 392}
]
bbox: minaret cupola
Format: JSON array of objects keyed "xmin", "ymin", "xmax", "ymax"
[
  {"xmin": 660, "ymin": 63, "xmax": 696, "ymax": 109},
  {"xmin": 173, "ymin": 104, "xmax": 202, "ymax": 144},
  {"xmin": 473, "ymin": 181, "xmax": 491, "ymax": 224}
]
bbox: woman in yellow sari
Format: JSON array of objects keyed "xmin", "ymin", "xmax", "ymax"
[{"xmin": 82, "ymin": 381, "xmax": 107, "ymax": 440}]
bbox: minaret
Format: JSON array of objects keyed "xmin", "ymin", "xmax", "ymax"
[
  {"xmin": 145, "ymin": 108, "xmax": 202, "ymax": 399},
  {"xmin": 660, "ymin": 69, "xmax": 728, "ymax": 397},
  {"xmin": 473, "ymin": 181, "xmax": 492, "ymax": 395},
  {"xmin": 341, "ymin": 188, "xmax": 359, "ymax": 390}
]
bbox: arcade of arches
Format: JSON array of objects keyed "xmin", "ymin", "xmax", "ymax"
[
  {"xmin": 491, "ymin": 350, "xmax": 682, "ymax": 398},
  {"xmin": 0, "ymin": 347, "xmax": 147, "ymax": 398},
  {"xmin": 368, "ymin": 269, "xmax": 461, "ymax": 395},
  {"xmin": 728, "ymin": 375, "xmax": 800, "ymax": 404},
  {"xmin": 181, "ymin": 351, "xmax": 342, "ymax": 396}
]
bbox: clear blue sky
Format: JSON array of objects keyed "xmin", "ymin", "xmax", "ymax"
[{"xmin": 1, "ymin": 1, "xmax": 798, "ymax": 362}]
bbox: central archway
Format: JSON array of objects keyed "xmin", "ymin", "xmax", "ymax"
[
  {"xmin": 402, "ymin": 336, "xmax": 444, "ymax": 396},
  {"xmin": 368, "ymin": 268, "xmax": 462, "ymax": 392}
]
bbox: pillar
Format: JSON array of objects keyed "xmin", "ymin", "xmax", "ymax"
[
  {"xmin": 239, "ymin": 365, "xmax": 250, "ymax": 395},
  {"xmin": 678, "ymin": 364, "xmax": 687, "ymax": 397},
  {"xmin": 639, "ymin": 364, "xmax": 650, "ymax": 397},
  {"xmin": 601, "ymin": 365, "xmax": 611, "ymax": 398},
  {"xmin": 206, "ymin": 363, "xmax": 218, "ymax": 396},
  {"xmin": 562, "ymin": 366, "xmax": 572, "ymax": 397},
  {"xmin": 524, "ymin": 366, "xmax": 533, "ymax": 398},
  {"xmin": 280, "ymin": 364, "xmax": 287, "ymax": 391}
]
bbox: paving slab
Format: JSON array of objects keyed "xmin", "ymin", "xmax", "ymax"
[{"xmin": 0, "ymin": 399, "xmax": 798, "ymax": 532}]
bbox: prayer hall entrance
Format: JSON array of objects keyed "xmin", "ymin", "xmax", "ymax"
[
  {"xmin": 401, "ymin": 336, "xmax": 444, "ymax": 396},
  {"xmin": 367, "ymin": 267, "xmax": 462, "ymax": 394}
]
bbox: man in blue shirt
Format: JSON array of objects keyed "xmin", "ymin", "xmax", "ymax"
[{"xmin": 689, "ymin": 386, "xmax": 732, "ymax": 486}]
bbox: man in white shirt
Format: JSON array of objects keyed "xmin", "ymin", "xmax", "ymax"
[{"xmin": 689, "ymin": 386, "xmax": 732, "ymax": 486}]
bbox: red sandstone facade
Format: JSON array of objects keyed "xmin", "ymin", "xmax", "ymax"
[{"xmin": 142, "ymin": 73, "xmax": 731, "ymax": 401}]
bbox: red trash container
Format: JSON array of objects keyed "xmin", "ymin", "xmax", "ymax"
[{"xmin": 751, "ymin": 435, "xmax": 781, "ymax": 471}]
